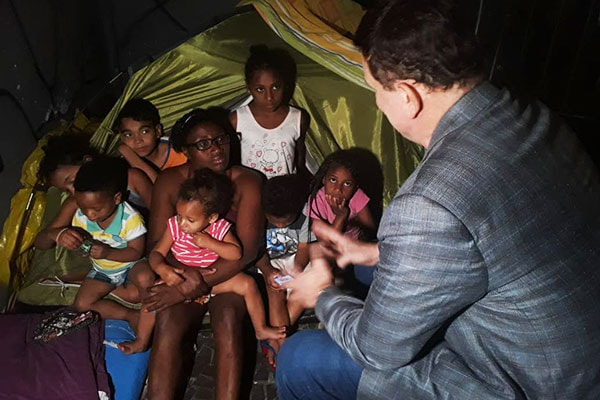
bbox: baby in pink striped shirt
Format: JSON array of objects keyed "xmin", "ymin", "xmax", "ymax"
[{"xmin": 149, "ymin": 168, "xmax": 285, "ymax": 340}]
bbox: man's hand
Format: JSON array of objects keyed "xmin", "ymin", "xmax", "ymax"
[
  {"xmin": 325, "ymin": 193, "xmax": 350, "ymax": 217},
  {"xmin": 143, "ymin": 283, "xmax": 186, "ymax": 312},
  {"xmin": 284, "ymin": 255, "xmax": 333, "ymax": 309},
  {"xmin": 312, "ymin": 220, "xmax": 379, "ymax": 268},
  {"xmin": 89, "ymin": 241, "xmax": 111, "ymax": 259}
]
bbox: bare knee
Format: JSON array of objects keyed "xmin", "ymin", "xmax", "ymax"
[
  {"xmin": 210, "ymin": 294, "xmax": 246, "ymax": 340},
  {"xmin": 154, "ymin": 303, "xmax": 204, "ymax": 346},
  {"xmin": 73, "ymin": 294, "xmax": 94, "ymax": 312},
  {"xmin": 130, "ymin": 262, "xmax": 156, "ymax": 289}
]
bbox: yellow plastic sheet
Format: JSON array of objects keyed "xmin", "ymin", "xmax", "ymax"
[{"xmin": 0, "ymin": 114, "xmax": 99, "ymax": 296}]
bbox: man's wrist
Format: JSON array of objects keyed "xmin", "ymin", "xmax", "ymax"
[{"xmin": 318, "ymin": 284, "xmax": 334, "ymax": 297}]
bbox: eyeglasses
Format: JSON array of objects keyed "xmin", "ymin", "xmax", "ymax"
[{"xmin": 184, "ymin": 134, "xmax": 231, "ymax": 151}]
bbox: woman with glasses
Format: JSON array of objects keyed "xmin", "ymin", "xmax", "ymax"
[{"xmin": 143, "ymin": 108, "xmax": 266, "ymax": 399}]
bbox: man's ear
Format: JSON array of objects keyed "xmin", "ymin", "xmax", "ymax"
[
  {"xmin": 114, "ymin": 191, "xmax": 123, "ymax": 205},
  {"xmin": 156, "ymin": 124, "xmax": 163, "ymax": 137},
  {"xmin": 396, "ymin": 81, "xmax": 423, "ymax": 119},
  {"xmin": 208, "ymin": 213, "xmax": 219, "ymax": 224}
]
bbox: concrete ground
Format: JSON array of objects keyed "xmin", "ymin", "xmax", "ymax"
[{"xmin": 184, "ymin": 314, "xmax": 320, "ymax": 400}]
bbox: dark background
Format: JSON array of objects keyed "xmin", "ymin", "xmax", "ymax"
[{"xmin": 1, "ymin": 0, "xmax": 598, "ymax": 225}]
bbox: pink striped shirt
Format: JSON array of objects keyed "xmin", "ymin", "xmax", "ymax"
[{"xmin": 168, "ymin": 217, "xmax": 232, "ymax": 267}]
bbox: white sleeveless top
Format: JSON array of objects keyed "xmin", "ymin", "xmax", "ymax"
[{"xmin": 236, "ymin": 104, "xmax": 302, "ymax": 178}]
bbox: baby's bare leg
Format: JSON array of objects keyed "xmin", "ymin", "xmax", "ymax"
[
  {"xmin": 213, "ymin": 274, "xmax": 286, "ymax": 340},
  {"xmin": 119, "ymin": 261, "xmax": 156, "ymax": 354}
]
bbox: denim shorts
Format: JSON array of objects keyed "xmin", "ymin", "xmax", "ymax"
[{"xmin": 86, "ymin": 268, "xmax": 130, "ymax": 286}]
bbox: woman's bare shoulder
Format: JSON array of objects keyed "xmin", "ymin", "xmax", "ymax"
[
  {"xmin": 229, "ymin": 165, "xmax": 264, "ymax": 187},
  {"xmin": 156, "ymin": 164, "xmax": 189, "ymax": 188}
]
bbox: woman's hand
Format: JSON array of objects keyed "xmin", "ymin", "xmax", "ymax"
[
  {"xmin": 175, "ymin": 268, "xmax": 213, "ymax": 300},
  {"xmin": 143, "ymin": 283, "xmax": 186, "ymax": 312},
  {"xmin": 325, "ymin": 193, "xmax": 350, "ymax": 217}
]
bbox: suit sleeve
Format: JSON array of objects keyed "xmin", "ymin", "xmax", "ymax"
[{"xmin": 316, "ymin": 194, "xmax": 488, "ymax": 370}]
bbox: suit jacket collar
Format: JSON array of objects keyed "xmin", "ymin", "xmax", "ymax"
[{"xmin": 425, "ymin": 81, "xmax": 500, "ymax": 157}]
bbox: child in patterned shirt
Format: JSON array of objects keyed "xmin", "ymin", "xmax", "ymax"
[{"xmin": 69, "ymin": 158, "xmax": 156, "ymax": 354}]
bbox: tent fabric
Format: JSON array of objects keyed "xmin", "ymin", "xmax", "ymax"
[{"xmin": 240, "ymin": 0, "xmax": 368, "ymax": 89}]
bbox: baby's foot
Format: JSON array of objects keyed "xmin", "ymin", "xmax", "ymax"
[
  {"xmin": 118, "ymin": 339, "xmax": 148, "ymax": 355},
  {"xmin": 255, "ymin": 325, "xmax": 287, "ymax": 340}
]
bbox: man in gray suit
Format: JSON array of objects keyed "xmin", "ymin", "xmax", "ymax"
[{"xmin": 276, "ymin": 0, "xmax": 600, "ymax": 399}]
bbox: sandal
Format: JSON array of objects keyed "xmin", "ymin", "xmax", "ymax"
[{"xmin": 259, "ymin": 339, "xmax": 278, "ymax": 371}]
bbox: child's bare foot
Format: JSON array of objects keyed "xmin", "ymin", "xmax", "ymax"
[
  {"xmin": 118, "ymin": 339, "xmax": 148, "ymax": 354},
  {"xmin": 256, "ymin": 325, "xmax": 286, "ymax": 340}
]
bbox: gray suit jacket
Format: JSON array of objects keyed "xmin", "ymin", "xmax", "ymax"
[{"xmin": 317, "ymin": 82, "xmax": 600, "ymax": 399}]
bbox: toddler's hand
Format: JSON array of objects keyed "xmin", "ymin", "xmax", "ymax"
[
  {"xmin": 89, "ymin": 242, "xmax": 110, "ymax": 259},
  {"xmin": 265, "ymin": 269, "xmax": 286, "ymax": 292},
  {"xmin": 157, "ymin": 265, "xmax": 185, "ymax": 287},
  {"xmin": 325, "ymin": 193, "xmax": 349, "ymax": 217},
  {"xmin": 192, "ymin": 231, "xmax": 212, "ymax": 248},
  {"xmin": 56, "ymin": 227, "xmax": 84, "ymax": 251}
]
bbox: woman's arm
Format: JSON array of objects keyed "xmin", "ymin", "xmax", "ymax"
[
  {"xmin": 201, "ymin": 169, "xmax": 264, "ymax": 287},
  {"xmin": 34, "ymin": 197, "xmax": 82, "ymax": 250},
  {"xmin": 147, "ymin": 168, "xmax": 182, "ymax": 249},
  {"xmin": 127, "ymin": 167, "xmax": 153, "ymax": 209},
  {"xmin": 119, "ymin": 144, "xmax": 158, "ymax": 183},
  {"xmin": 193, "ymin": 230, "xmax": 241, "ymax": 261}
]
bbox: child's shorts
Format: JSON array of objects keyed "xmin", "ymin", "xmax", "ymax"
[{"xmin": 87, "ymin": 268, "xmax": 130, "ymax": 286}]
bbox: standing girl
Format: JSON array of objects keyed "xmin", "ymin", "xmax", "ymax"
[{"xmin": 230, "ymin": 45, "xmax": 310, "ymax": 178}]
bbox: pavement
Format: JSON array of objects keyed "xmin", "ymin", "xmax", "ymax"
[{"xmin": 183, "ymin": 313, "xmax": 320, "ymax": 400}]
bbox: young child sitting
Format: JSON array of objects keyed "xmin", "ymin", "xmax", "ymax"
[
  {"xmin": 307, "ymin": 149, "xmax": 376, "ymax": 239},
  {"xmin": 307, "ymin": 149, "xmax": 377, "ymax": 289},
  {"xmin": 68, "ymin": 157, "xmax": 155, "ymax": 353},
  {"xmin": 149, "ymin": 168, "xmax": 286, "ymax": 341},
  {"xmin": 116, "ymin": 98, "xmax": 187, "ymax": 182},
  {"xmin": 256, "ymin": 174, "xmax": 312, "ymax": 368},
  {"xmin": 230, "ymin": 45, "xmax": 310, "ymax": 178}
]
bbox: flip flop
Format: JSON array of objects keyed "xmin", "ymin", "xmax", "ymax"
[{"xmin": 259, "ymin": 339, "xmax": 278, "ymax": 371}]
